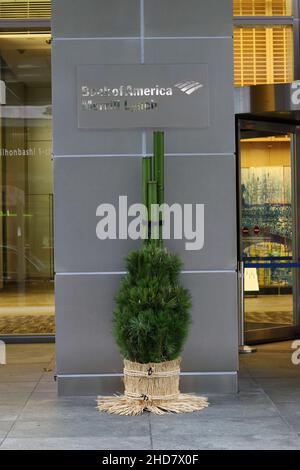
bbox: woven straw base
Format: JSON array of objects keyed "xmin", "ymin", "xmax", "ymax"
[
  {"xmin": 97, "ymin": 394, "xmax": 209, "ymax": 416},
  {"xmin": 97, "ymin": 358, "xmax": 209, "ymax": 415}
]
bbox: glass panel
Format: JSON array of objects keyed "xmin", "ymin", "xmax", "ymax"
[
  {"xmin": 234, "ymin": 0, "xmax": 293, "ymax": 16},
  {"xmin": 234, "ymin": 25, "xmax": 294, "ymax": 86},
  {"xmin": 0, "ymin": 32, "xmax": 54, "ymax": 336},
  {"xmin": 240, "ymin": 135, "xmax": 295, "ymax": 331},
  {"xmin": 244, "ymin": 267, "xmax": 293, "ymax": 330}
]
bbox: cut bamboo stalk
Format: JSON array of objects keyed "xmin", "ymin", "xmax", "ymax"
[
  {"xmin": 148, "ymin": 181, "xmax": 159, "ymax": 245},
  {"xmin": 153, "ymin": 131, "xmax": 165, "ymax": 244},
  {"xmin": 142, "ymin": 157, "xmax": 152, "ymax": 241},
  {"xmin": 154, "ymin": 131, "xmax": 165, "ymax": 205}
]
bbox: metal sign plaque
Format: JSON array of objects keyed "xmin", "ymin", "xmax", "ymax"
[{"xmin": 77, "ymin": 64, "xmax": 210, "ymax": 129}]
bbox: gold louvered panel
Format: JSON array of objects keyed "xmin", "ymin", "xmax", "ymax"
[
  {"xmin": 0, "ymin": 1, "xmax": 51, "ymax": 20},
  {"xmin": 233, "ymin": 0, "xmax": 292, "ymax": 16},
  {"xmin": 234, "ymin": 27, "xmax": 268, "ymax": 86},
  {"xmin": 272, "ymin": 26, "xmax": 294, "ymax": 83},
  {"xmin": 272, "ymin": 0, "xmax": 292, "ymax": 15},
  {"xmin": 234, "ymin": 25, "xmax": 294, "ymax": 86}
]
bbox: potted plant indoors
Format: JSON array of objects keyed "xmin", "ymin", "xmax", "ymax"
[{"xmin": 97, "ymin": 132, "xmax": 208, "ymax": 415}]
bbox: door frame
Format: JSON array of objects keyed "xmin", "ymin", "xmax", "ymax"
[{"xmin": 236, "ymin": 115, "xmax": 300, "ymax": 344}]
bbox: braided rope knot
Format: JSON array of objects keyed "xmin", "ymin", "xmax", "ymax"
[
  {"xmin": 124, "ymin": 391, "xmax": 180, "ymax": 401},
  {"xmin": 123, "ymin": 367, "xmax": 180, "ymax": 379}
]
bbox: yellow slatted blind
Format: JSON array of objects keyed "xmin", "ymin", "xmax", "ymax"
[
  {"xmin": 234, "ymin": 25, "xmax": 294, "ymax": 86},
  {"xmin": 234, "ymin": 0, "xmax": 292, "ymax": 16},
  {"xmin": 0, "ymin": 0, "xmax": 51, "ymax": 19}
]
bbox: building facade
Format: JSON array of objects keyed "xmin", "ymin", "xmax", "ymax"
[{"xmin": 0, "ymin": 0, "xmax": 299, "ymax": 395}]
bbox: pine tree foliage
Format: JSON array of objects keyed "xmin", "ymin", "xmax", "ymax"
[{"xmin": 113, "ymin": 245, "xmax": 192, "ymax": 364}]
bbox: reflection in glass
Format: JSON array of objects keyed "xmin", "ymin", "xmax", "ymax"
[
  {"xmin": 0, "ymin": 33, "xmax": 54, "ymax": 336},
  {"xmin": 241, "ymin": 135, "xmax": 295, "ymax": 331}
]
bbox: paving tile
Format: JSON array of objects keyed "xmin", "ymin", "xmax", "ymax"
[
  {"xmin": 238, "ymin": 377, "xmax": 262, "ymax": 393},
  {"xmin": 0, "ymin": 341, "xmax": 299, "ymax": 450},
  {"xmin": 19, "ymin": 397, "xmax": 99, "ymax": 420},
  {"xmin": 0, "ymin": 382, "xmax": 36, "ymax": 405},
  {"xmin": 34, "ymin": 381, "xmax": 56, "ymax": 392},
  {"xmin": 150, "ymin": 415, "xmax": 300, "ymax": 450},
  {"xmin": 0, "ymin": 395, "xmax": 31, "ymax": 406},
  {"xmin": 200, "ymin": 392, "xmax": 279, "ymax": 418},
  {"xmin": 253, "ymin": 378, "xmax": 300, "ymax": 403},
  {"xmin": 244, "ymin": 354, "xmax": 300, "ymax": 378},
  {"xmin": 0, "ymin": 364, "xmax": 47, "ymax": 382},
  {"xmin": 0, "ymin": 405, "xmax": 24, "ymax": 421},
  {"xmin": 0, "ymin": 374, "xmax": 43, "ymax": 383},
  {"xmin": 152, "ymin": 433, "xmax": 300, "ymax": 450},
  {"xmin": 0, "ymin": 421, "xmax": 14, "ymax": 438},
  {"xmin": 8, "ymin": 414, "xmax": 150, "ymax": 439},
  {"xmin": 0, "ymin": 436, "xmax": 151, "ymax": 450},
  {"xmin": 1, "ymin": 363, "xmax": 51, "ymax": 371},
  {"xmin": 255, "ymin": 342, "xmax": 292, "ymax": 353},
  {"xmin": 282, "ymin": 416, "xmax": 300, "ymax": 434},
  {"xmin": 29, "ymin": 390, "xmax": 58, "ymax": 401},
  {"xmin": 0, "ymin": 382, "xmax": 36, "ymax": 393},
  {"xmin": 274, "ymin": 403, "xmax": 300, "ymax": 418},
  {"xmin": 6, "ymin": 344, "xmax": 55, "ymax": 365},
  {"xmin": 150, "ymin": 414, "xmax": 295, "ymax": 436},
  {"xmin": 250, "ymin": 370, "xmax": 300, "ymax": 379},
  {"xmin": 39, "ymin": 372, "xmax": 56, "ymax": 383},
  {"xmin": 238, "ymin": 367, "xmax": 251, "ymax": 378},
  {"xmin": 256, "ymin": 377, "xmax": 300, "ymax": 388}
]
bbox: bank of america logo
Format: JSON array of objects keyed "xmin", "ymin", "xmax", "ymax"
[{"xmin": 175, "ymin": 81, "xmax": 203, "ymax": 95}]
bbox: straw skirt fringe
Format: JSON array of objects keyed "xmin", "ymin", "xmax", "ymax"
[{"xmin": 97, "ymin": 358, "xmax": 209, "ymax": 416}]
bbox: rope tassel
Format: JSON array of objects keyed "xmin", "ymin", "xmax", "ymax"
[{"xmin": 97, "ymin": 358, "xmax": 209, "ymax": 416}]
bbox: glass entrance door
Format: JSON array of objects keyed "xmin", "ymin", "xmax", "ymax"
[
  {"xmin": 238, "ymin": 121, "xmax": 299, "ymax": 343},
  {"xmin": 0, "ymin": 32, "xmax": 54, "ymax": 338}
]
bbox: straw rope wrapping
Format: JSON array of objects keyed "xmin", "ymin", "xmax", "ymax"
[{"xmin": 97, "ymin": 358, "xmax": 209, "ymax": 416}]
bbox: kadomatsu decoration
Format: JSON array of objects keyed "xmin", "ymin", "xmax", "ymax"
[{"xmin": 97, "ymin": 132, "xmax": 208, "ymax": 415}]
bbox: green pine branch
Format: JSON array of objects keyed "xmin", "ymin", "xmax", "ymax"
[{"xmin": 113, "ymin": 244, "xmax": 192, "ymax": 364}]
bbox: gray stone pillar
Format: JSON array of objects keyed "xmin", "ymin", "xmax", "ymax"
[{"xmin": 52, "ymin": 0, "xmax": 238, "ymax": 396}]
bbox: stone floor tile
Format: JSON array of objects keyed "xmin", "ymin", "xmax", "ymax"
[
  {"xmin": 8, "ymin": 415, "xmax": 150, "ymax": 439},
  {"xmin": 0, "ymin": 436, "xmax": 151, "ymax": 450}
]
